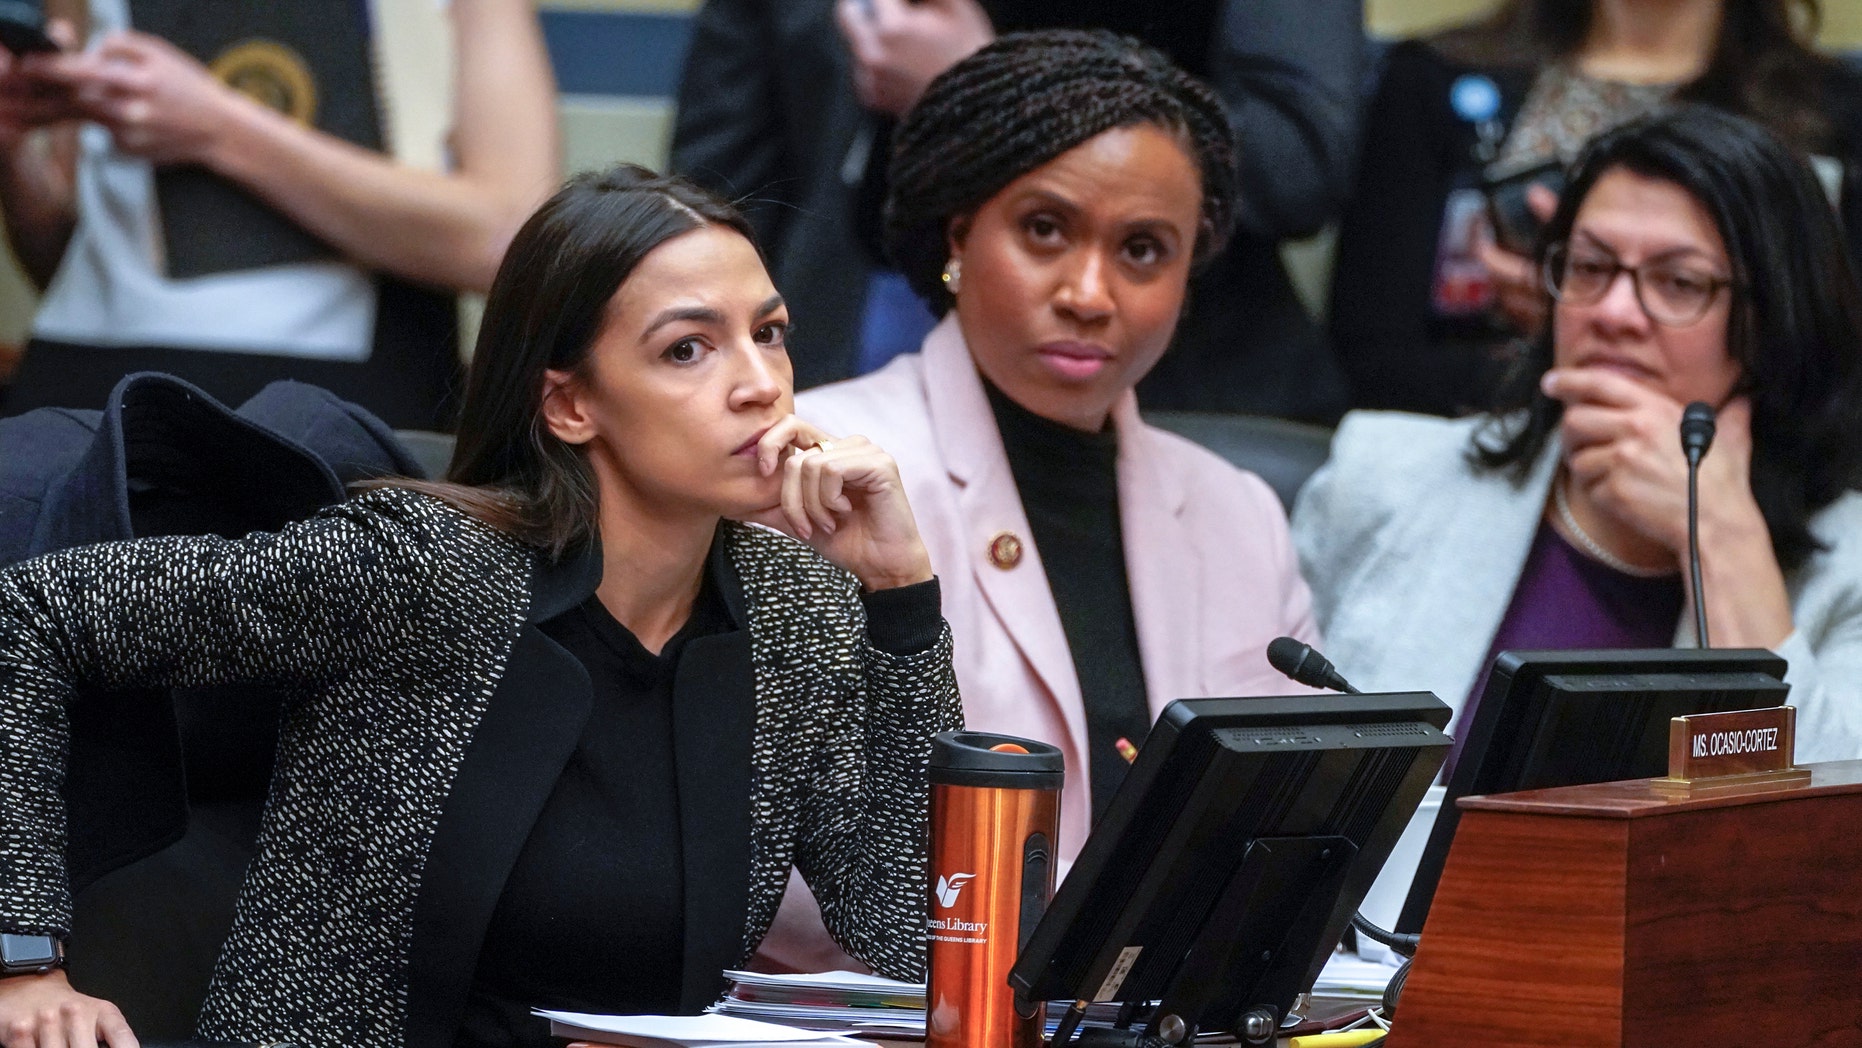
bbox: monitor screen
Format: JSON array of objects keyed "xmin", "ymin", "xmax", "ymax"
[
  {"xmin": 1395, "ymin": 647, "xmax": 1788, "ymax": 933},
  {"xmin": 1009, "ymin": 693, "xmax": 1450, "ymax": 1042}
]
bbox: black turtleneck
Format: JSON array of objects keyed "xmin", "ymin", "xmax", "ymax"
[{"xmin": 984, "ymin": 380, "xmax": 1150, "ymax": 823}]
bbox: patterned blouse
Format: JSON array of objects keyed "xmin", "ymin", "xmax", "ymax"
[
  {"xmin": 1491, "ymin": 63, "xmax": 1676, "ymax": 177},
  {"xmin": 0, "ymin": 487, "xmax": 960, "ymax": 1048}
]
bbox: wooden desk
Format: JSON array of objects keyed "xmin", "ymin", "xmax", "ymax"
[{"xmin": 1386, "ymin": 760, "xmax": 1862, "ymax": 1047}]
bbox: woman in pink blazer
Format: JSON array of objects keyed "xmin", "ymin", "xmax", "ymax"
[{"xmin": 771, "ymin": 29, "xmax": 1321, "ymax": 971}]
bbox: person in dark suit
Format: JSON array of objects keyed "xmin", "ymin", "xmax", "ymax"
[
  {"xmin": 0, "ymin": 166, "xmax": 961, "ymax": 1048},
  {"xmin": 671, "ymin": 0, "xmax": 1365, "ymax": 421}
]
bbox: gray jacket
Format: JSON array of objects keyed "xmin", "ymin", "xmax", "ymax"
[
  {"xmin": 0, "ymin": 488, "xmax": 959, "ymax": 1048},
  {"xmin": 1291, "ymin": 411, "xmax": 1862, "ymax": 764}
]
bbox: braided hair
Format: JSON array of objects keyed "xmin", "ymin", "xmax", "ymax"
[{"xmin": 885, "ymin": 29, "xmax": 1239, "ymax": 316}]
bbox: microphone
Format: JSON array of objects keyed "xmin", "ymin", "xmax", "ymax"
[
  {"xmin": 1680, "ymin": 402, "xmax": 1715, "ymax": 648},
  {"xmin": 1266, "ymin": 637, "xmax": 1361, "ymax": 694},
  {"xmin": 1681, "ymin": 402, "xmax": 1716, "ymax": 466}
]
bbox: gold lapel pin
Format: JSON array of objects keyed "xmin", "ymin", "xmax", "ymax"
[{"xmin": 987, "ymin": 531, "xmax": 1023, "ymax": 570}]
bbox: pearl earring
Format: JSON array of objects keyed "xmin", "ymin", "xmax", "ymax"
[{"xmin": 941, "ymin": 258, "xmax": 962, "ymax": 296}]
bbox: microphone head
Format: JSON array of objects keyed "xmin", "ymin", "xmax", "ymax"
[
  {"xmin": 1266, "ymin": 636, "xmax": 1310, "ymax": 680},
  {"xmin": 1681, "ymin": 401, "xmax": 1717, "ymax": 459}
]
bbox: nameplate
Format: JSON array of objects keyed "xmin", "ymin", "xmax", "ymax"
[{"xmin": 1653, "ymin": 706, "xmax": 1810, "ymax": 795}]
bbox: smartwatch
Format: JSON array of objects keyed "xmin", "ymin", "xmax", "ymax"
[{"xmin": 0, "ymin": 934, "xmax": 65, "ymax": 976}]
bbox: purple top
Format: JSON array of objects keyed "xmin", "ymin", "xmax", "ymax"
[{"xmin": 1449, "ymin": 521, "xmax": 1685, "ymax": 770}]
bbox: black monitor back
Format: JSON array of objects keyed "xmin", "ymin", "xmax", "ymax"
[
  {"xmin": 1395, "ymin": 648, "xmax": 1788, "ymax": 934},
  {"xmin": 1010, "ymin": 693, "xmax": 1450, "ymax": 1039}
]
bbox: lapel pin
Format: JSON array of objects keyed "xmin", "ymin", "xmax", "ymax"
[{"xmin": 987, "ymin": 531, "xmax": 1023, "ymax": 570}]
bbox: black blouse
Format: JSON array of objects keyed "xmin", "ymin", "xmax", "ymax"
[{"xmin": 454, "ymin": 530, "xmax": 942, "ymax": 1048}]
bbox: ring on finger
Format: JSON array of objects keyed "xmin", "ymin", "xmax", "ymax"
[{"xmin": 811, "ymin": 439, "xmax": 835, "ymax": 454}]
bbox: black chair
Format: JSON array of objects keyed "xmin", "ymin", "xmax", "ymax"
[{"xmin": 1143, "ymin": 410, "xmax": 1334, "ymax": 511}]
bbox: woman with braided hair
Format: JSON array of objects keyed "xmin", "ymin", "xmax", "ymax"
[{"xmin": 778, "ymin": 28, "xmax": 1322, "ymax": 970}]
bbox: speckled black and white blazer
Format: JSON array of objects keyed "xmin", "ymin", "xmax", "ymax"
[{"xmin": 0, "ymin": 487, "xmax": 960, "ymax": 1048}]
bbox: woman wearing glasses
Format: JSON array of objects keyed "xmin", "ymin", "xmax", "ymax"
[{"xmin": 1293, "ymin": 106, "xmax": 1862, "ymax": 764}]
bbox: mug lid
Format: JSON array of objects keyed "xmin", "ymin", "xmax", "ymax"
[{"xmin": 930, "ymin": 731, "xmax": 1064, "ymax": 786}]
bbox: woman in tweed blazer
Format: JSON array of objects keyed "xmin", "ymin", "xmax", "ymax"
[{"xmin": 0, "ymin": 167, "xmax": 961, "ymax": 1048}]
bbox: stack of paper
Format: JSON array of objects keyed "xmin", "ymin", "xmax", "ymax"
[
  {"xmin": 1310, "ymin": 950, "xmax": 1401, "ymax": 999},
  {"xmin": 710, "ymin": 971, "xmax": 925, "ymax": 1037},
  {"xmin": 537, "ymin": 1009, "xmax": 876, "ymax": 1048}
]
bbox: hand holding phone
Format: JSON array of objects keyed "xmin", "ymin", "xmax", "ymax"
[
  {"xmin": 1481, "ymin": 159, "xmax": 1564, "ymax": 255},
  {"xmin": 0, "ymin": 1, "xmax": 57, "ymax": 56}
]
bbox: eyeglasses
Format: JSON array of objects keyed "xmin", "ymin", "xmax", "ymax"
[{"xmin": 1542, "ymin": 241, "xmax": 1735, "ymax": 327}]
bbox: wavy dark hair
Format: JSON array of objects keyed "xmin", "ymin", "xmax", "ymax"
[
  {"xmin": 1475, "ymin": 105, "xmax": 1862, "ymax": 571},
  {"xmin": 1433, "ymin": 0, "xmax": 1844, "ymax": 154},
  {"xmin": 884, "ymin": 28, "xmax": 1240, "ymax": 317},
  {"xmin": 388, "ymin": 165, "xmax": 757, "ymax": 557}
]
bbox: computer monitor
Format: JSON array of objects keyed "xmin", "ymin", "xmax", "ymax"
[
  {"xmin": 1395, "ymin": 647, "xmax": 1789, "ymax": 934},
  {"xmin": 1009, "ymin": 693, "xmax": 1451, "ymax": 1046}
]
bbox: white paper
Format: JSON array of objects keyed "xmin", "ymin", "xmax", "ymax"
[
  {"xmin": 536, "ymin": 1010, "xmax": 868, "ymax": 1045},
  {"xmin": 1311, "ymin": 950, "xmax": 1399, "ymax": 998}
]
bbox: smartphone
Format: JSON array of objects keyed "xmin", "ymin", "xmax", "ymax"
[
  {"xmin": 1481, "ymin": 159, "xmax": 1565, "ymax": 255},
  {"xmin": 0, "ymin": 1, "xmax": 57, "ymax": 56}
]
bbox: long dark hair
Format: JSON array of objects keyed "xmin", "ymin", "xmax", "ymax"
[
  {"xmin": 884, "ymin": 29, "xmax": 1239, "ymax": 316},
  {"xmin": 395, "ymin": 165, "xmax": 757, "ymax": 557},
  {"xmin": 1476, "ymin": 105, "xmax": 1862, "ymax": 571},
  {"xmin": 1433, "ymin": 0, "xmax": 1843, "ymax": 154}
]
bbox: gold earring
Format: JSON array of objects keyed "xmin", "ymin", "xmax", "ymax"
[{"xmin": 941, "ymin": 258, "xmax": 962, "ymax": 296}]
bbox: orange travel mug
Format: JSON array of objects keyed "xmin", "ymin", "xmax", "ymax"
[{"xmin": 925, "ymin": 731, "xmax": 1063, "ymax": 1048}]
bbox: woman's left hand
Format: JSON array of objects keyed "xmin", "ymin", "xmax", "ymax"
[{"xmin": 744, "ymin": 415, "xmax": 935, "ymax": 592}]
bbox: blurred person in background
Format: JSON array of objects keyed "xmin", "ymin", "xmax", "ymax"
[
  {"xmin": 1329, "ymin": 0, "xmax": 1862, "ymax": 418},
  {"xmin": 1297, "ymin": 108, "xmax": 1862, "ymax": 783},
  {"xmin": 0, "ymin": 0, "xmax": 559, "ymax": 429},
  {"xmin": 767, "ymin": 30, "xmax": 1322, "ymax": 972},
  {"xmin": 672, "ymin": 0, "xmax": 1363, "ymax": 422}
]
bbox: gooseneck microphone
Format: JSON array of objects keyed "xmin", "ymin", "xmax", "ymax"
[
  {"xmin": 1266, "ymin": 637, "xmax": 1361, "ymax": 694},
  {"xmin": 1681, "ymin": 402, "xmax": 1717, "ymax": 649}
]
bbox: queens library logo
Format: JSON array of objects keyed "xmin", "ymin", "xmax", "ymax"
[{"xmin": 934, "ymin": 872, "xmax": 976, "ymax": 909}]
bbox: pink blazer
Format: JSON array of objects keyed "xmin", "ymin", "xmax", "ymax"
[{"xmin": 762, "ymin": 317, "xmax": 1321, "ymax": 971}]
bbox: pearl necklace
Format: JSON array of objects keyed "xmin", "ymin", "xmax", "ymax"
[{"xmin": 1552, "ymin": 477, "xmax": 1676, "ymax": 578}]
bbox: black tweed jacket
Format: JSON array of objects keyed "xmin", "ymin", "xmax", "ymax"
[{"xmin": 0, "ymin": 487, "xmax": 960, "ymax": 1048}]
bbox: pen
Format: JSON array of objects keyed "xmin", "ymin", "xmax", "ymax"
[{"xmin": 1285, "ymin": 1030, "xmax": 1386, "ymax": 1048}]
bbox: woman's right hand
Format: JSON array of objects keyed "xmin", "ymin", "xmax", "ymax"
[{"xmin": 0, "ymin": 971, "xmax": 137, "ymax": 1048}]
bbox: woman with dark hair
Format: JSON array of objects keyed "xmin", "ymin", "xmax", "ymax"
[
  {"xmin": 0, "ymin": 165, "xmax": 959, "ymax": 1048},
  {"xmin": 1329, "ymin": 0, "xmax": 1862, "ymax": 416},
  {"xmin": 772, "ymin": 28, "xmax": 1321, "ymax": 969},
  {"xmin": 1295, "ymin": 107, "xmax": 1862, "ymax": 777}
]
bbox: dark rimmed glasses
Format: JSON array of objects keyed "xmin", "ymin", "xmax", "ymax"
[{"xmin": 1542, "ymin": 241, "xmax": 1736, "ymax": 327}]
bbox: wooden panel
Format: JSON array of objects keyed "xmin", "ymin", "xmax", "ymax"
[
  {"xmin": 1392, "ymin": 769, "xmax": 1862, "ymax": 1047},
  {"xmin": 1622, "ymin": 799, "xmax": 1862, "ymax": 1047},
  {"xmin": 1386, "ymin": 811, "xmax": 1629, "ymax": 1047}
]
